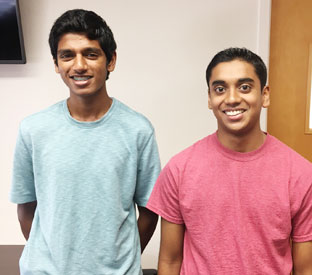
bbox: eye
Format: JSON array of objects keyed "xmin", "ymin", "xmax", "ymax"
[
  {"xmin": 59, "ymin": 53, "xmax": 74, "ymax": 61},
  {"xmin": 240, "ymin": 84, "xmax": 251, "ymax": 92},
  {"xmin": 85, "ymin": 52, "xmax": 99, "ymax": 59},
  {"xmin": 214, "ymin": 86, "xmax": 225, "ymax": 94}
]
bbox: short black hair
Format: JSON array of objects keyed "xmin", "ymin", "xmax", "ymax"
[
  {"xmin": 206, "ymin": 47, "xmax": 267, "ymax": 91},
  {"xmin": 48, "ymin": 9, "xmax": 117, "ymax": 79}
]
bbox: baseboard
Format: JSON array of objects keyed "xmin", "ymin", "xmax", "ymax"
[{"xmin": 0, "ymin": 245, "xmax": 23, "ymax": 275}]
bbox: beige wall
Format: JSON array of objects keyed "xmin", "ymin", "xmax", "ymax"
[{"xmin": 0, "ymin": 0, "xmax": 271, "ymax": 269}]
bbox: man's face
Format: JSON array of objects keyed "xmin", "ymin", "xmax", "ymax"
[
  {"xmin": 55, "ymin": 33, "xmax": 116, "ymax": 98},
  {"xmin": 208, "ymin": 59, "xmax": 270, "ymax": 137}
]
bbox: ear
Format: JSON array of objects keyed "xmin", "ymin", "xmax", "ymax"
[
  {"xmin": 261, "ymin": 85, "xmax": 270, "ymax": 108},
  {"xmin": 107, "ymin": 52, "xmax": 117, "ymax": 72},
  {"xmin": 54, "ymin": 59, "xmax": 59, "ymax": 74},
  {"xmin": 208, "ymin": 90, "xmax": 212, "ymax": 109}
]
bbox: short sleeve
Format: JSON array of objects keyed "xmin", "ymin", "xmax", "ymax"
[
  {"xmin": 10, "ymin": 124, "xmax": 36, "ymax": 204},
  {"xmin": 291, "ymin": 173, "xmax": 312, "ymax": 242},
  {"xmin": 134, "ymin": 131, "xmax": 161, "ymax": 207},
  {"xmin": 146, "ymin": 159, "xmax": 184, "ymax": 224}
]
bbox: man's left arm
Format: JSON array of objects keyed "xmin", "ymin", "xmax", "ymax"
[
  {"xmin": 135, "ymin": 130, "xmax": 160, "ymax": 253},
  {"xmin": 137, "ymin": 206, "xmax": 158, "ymax": 253},
  {"xmin": 292, "ymin": 241, "xmax": 312, "ymax": 275}
]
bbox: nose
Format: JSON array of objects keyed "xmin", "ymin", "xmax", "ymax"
[
  {"xmin": 73, "ymin": 55, "xmax": 87, "ymax": 73},
  {"xmin": 224, "ymin": 87, "xmax": 241, "ymax": 105}
]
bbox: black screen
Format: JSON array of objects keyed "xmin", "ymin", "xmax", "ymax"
[{"xmin": 0, "ymin": 0, "xmax": 26, "ymax": 64}]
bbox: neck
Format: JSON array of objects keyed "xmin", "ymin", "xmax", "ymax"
[
  {"xmin": 67, "ymin": 92, "xmax": 112, "ymax": 122},
  {"xmin": 217, "ymin": 128, "xmax": 266, "ymax": 153}
]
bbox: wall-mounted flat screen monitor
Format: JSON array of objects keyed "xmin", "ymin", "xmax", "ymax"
[{"xmin": 0, "ymin": 0, "xmax": 26, "ymax": 64}]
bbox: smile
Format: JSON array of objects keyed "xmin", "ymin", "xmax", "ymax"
[
  {"xmin": 224, "ymin": 109, "xmax": 245, "ymax": 116},
  {"xmin": 70, "ymin": 76, "xmax": 92, "ymax": 81}
]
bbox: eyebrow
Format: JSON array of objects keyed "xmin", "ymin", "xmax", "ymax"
[
  {"xmin": 237, "ymin": 78, "xmax": 255, "ymax": 84},
  {"xmin": 211, "ymin": 78, "xmax": 255, "ymax": 86},
  {"xmin": 57, "ymin": 48, "xmax": 103, "ymax": 55},
  {"xmin": 211, "ymin": 80, "xmax": 226, "ymax": 86},
  {"xmin": 83, "ymin": 48, "xmax": 103, "ymax": 54},
  {"xmin": 57, "ymin": 49, "xmax": 72, "ymax": 56}
]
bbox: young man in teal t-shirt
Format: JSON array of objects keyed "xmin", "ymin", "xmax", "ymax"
[{"xmin": 11, "ymin": 9, "xmax": 160, "ymax": 275}]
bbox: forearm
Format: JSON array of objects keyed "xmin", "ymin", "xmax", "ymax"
[
  {"xmin": 293, "ymin": 269, "xmax": 312, "ymax": 275},
  {"xmin": 157, "ymin": 218, "xmax": 184, "ymax": 275},
  {"xmin": 293, "ymin": 267, "xmax": 312, "ymax": 275},
  {"xmin": 17, "ymin": 201, "xmax": 37, "ymax": 240},
  {"xmin": 137, "ymin": 206, "xmax": 158, "ymax": 253},
  {"xmin": 158, "ymin": 258, "xmax": 182, "ymax": 275},
  {"xmin": 292, "ymin": 241, "xmax": 312, "ymax": 275}
]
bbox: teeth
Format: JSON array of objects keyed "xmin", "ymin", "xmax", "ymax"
[
  {"xmin": 72, "ymin": 76, "xmax": 91, "ymax": 81},
  {"xmin": 225, "ymin": 110, "xmax": 244, "ymax": 116}
]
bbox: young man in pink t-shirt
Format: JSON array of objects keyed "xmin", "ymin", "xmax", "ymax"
[{"xmin": 147, "ymin": 48, "xmax": 312, "ymax": 274}]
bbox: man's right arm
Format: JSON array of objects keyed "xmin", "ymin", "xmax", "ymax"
[
  {"xmin": 17, "ymin": 201, "xmax": 37, "ymax": 240},
  {"xmin": 292, "ymin": 241, "xmax": 312, "ymax": 275},
  {"xmin": 158, "ymin": 218, "xmax": 185, "ymax": 275}
]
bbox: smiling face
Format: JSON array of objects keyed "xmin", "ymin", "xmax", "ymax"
[
  {"xmin": 208, "ymin": 59, "xmax": 270, "ymax": 138},
  {"xmin": 55, "ymin": 33, "xmax": 116, "ymax": 98}
]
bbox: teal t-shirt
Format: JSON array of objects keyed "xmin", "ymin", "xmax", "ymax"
[{"xmin": 10, "ymin": 98, "xmax": 161, "ymax": 275}]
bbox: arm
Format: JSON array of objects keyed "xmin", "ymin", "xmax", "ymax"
[
  {"xmin": 137, "ymin": 206, "xmax": 158, "ymax": 253},
  {"xmin": 17, "ymin": 201, "xmax": 37, "ymax": 240},
  {"xmin": 292, "ymin": 241, "xmax": 312, "ymax": 275},
  {"xmin": 158, "ymin": 218, "xmax": 185, "ymax": 275}
]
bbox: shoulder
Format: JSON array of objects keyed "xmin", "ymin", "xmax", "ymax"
[
  {"xmin": 113, "ymin": 99, "xmax": 155, "ymax": 134},
  {"xmin": 19, "ymin": 101, "xmax": 64, "ymax": 134},
  {"xmin": 267, "ymin": 134, "xmax": 312, "ymax": 173},
  {"xmin": 266, "ymin": 136, "xmax": 312, "ymax": 186},
  {"xmin": 165, "ymin": 135, "xmax": 212, "ymax": 172}
]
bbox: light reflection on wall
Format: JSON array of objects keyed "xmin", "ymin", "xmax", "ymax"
[{"xmin": 309, "ymin": 75, "xmax": 312, "ymax": 129}]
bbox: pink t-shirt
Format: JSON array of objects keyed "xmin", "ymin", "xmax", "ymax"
[{"xmin": 147, "ymin": 132, "xmax": 312, "ymax": 275}]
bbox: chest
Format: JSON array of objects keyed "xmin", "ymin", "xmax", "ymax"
[
  {"xmin": 179, "ymin": 158, "xmax": 292, "ymax": 238},
  {"xmin": 32, "ymin": 126, "xmax": 136, "ymax": 172},
  {"xmin": 30, "ymin": 126, "xmax": 138, "ymax": 205}
]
